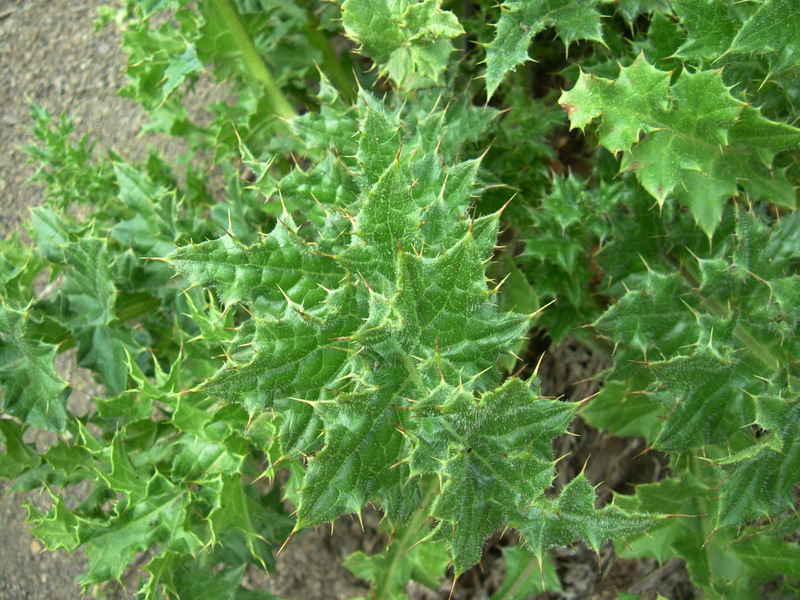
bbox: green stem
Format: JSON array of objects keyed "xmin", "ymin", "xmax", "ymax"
[
  {"xmin": 376, "ymin": 476, "xmax": 440, "ymax": 600},
  {"xmin": 211, "ymin": 0, "xmax": 298, "ymax": 120},
  {"xmin": 298, "ymin": 0, "xmax": 358, "ymax": 103},
  {"xmin": 687, "ymin": 456, "xmax": 718, "ymax": 589},
  {"xmin": 493, "ymin": 553, "xmax": 542, "ymax": 600}
]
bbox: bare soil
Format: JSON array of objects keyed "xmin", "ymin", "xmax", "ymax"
[{"xmin": 0, "ymin": 1, "xmax": 698, "ymax": 598}]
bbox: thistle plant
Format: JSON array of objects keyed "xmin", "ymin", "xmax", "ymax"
[{"xmin": 2, "ymin": 1, "xmax": 800, "ymax": 598}]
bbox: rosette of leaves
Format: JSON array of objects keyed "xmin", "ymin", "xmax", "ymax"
[
  {"xmin": 169, "ymin": 89, "xmax": 656, "ymax": 576},
  {"xmin": 586, "ymin": 205, "xmax": 800, "ymax": 533}
]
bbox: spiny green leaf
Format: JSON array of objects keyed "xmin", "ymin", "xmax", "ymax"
[
  {"xmin": 169, "ymin": 214, "xmax": 344, "ymax": 313},
  {"xmin": 517, "ymin": 174, "xmax": 622, "ymax": 340},
  {"xmin": 200, "ymin": 282, "xmax": 360, "ymax": 414},
  {"xmin": 342, "ymin": 0, "xmax": 463, "ymax": 90},
  {"xmin": 296, "ymin": 382, "xmax": 410, "ymax": 526},
  {"xmin": 74, "ymin": 326, "xmax": 135, "ymax": 396},
  {"xmin": 356, "ymin": 161, "xmax": 421, "ymax": 271},
  {"xmin": 485, "ymin": 0, "xmax": 609, "ymax": 97},
  {"xmin": 396, "ymin": 227, "xmax": 532, "ymax": 376},
  {"xmin": 727, "ymin": 0, "xmax": 800, "ymax": 72},
  {"xmin": 0, "ymin": 421, "xmax": 41, "ymax": 479},
  {"xmin": 356, "ymin": 92, "xmax": 402, "ymax": 185},
  {"xmin": 615, "ymin": 467, "xmax": 800, "ymax": 598},
  {"xmin": 426, "ymin": 377, "xmax": 577, "ymax": 573},
  {"xmin": 114, "ymin": 161, "xmax": 168, "ymax": 219},
  {"xmin": 559, "ymin": 56, "xmax": 800, "ymax": 235},
  {"xmin": 671, "ymin": 0, "xmax": 740, "ymax": 61},
  {"xmin": 595, "ymin": 204, "xmax": 800, "ymax": 529},
  {"xmin": 649, "ymin": 346, "xmax": 754, "ymax": 451},
  {"xmin": 615, "ymin": 0, "xmax": 670, "ymax": 23},
  {"xmin": 24, "ymin": 101, "xmax": 117, "ymax": 211},
  {"xmin": 290, "ymin": 75, "xmax": 359, "ymax": 156},
  {"xmin": 716, "ymin": 403, "xmax": 800, "ymax": 527},
  {"xmin": 171, "ymin": 91, "xmax": 647, "ymax": 575},
  {"xmin": 614, "ymin": 474, "xmax": 728, "ymax": 593},
  {"xmin": 595, "ymin": 271, "xmax": 694, "ymax": 353},
  {"xmin": 0, "ymin": 303, "xmax": 70, "ymax": 432},
  {"xmin": 520, "ymin": 474, "xmax": 658, "ymax": 557}
]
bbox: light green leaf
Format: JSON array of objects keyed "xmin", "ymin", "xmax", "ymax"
[
  {"xmin": 485, "ymin": 0, "xmax": 609, "ymax": 97},
  {"xmin": 81, "ymin": 473, "xmax": 196, "ymax": 583},
  {"xmin": 207, "ymin": 474, "xmax": 269, "ymax": 561},
  {"xmin": 162, "ymin": 45, "xmax": 204, "ymax": 100},
  {"xmin": 0, "ymin": 303, "xmax": 70, "ymax": 432},
  {"xmin": 490, "ymin": 546, "xmax": 562, "ymax": 600},
  {"xmin": 142, "ymin": 552, "xmax": 286, "ymax": 600},
  {"xmin": 671, "ymin": 0, "xmax": 740, "ymax": 61},
  {"xmin": 27, "ymin": 494, "xmax": 83, "ymax": 552},
  {"xmin": 580, "ymin": 380, "xmax": 665, "ymax": 442},
  {"xmin": 344, "ymin": 491, "xmax": 450, "ymax": 600},
  {"xmin": 520, "ymin": 475, "xmax": 658, "ymax": 557},
  {"xmin": 132, "ymin": 0, "xmax": 177, "ymax": 18},
  {"xmin": 560, "ymin": 56, "xmax": 800, "ymax": 235},
  {"xmin": 342, "ymin": 0, "xmax": 463, "ymax": 90},
  {"xmin": 117, "ymin": 7, "xmax": 203, "ymax": 112},
  {"xmin": 728, "ymin": 0, "xmax": 800, "ymax": 71},
  {"xmin": 734, "ymin": 534, "xmax": 800, "ymax": 581},
  {"xmin": 0, "ymin": 421, "xmax": 41, "ymax": 479}
]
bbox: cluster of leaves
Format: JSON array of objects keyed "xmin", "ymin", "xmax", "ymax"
[{"xmin": 2, "ymin": 0, "xmax": 800, "ymax": 599}]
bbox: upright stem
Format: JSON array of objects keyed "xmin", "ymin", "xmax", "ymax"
[
  {"xmin": 297, "ymin": 0, "xmax": 358, "ymax": 103},
  {"xmin": 376, "ymin": 477, "xmax": 440, "ymax": 600},
  {"xmin": 212, "ymin": 0, "xmax": 298, "ymax": 120}
]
